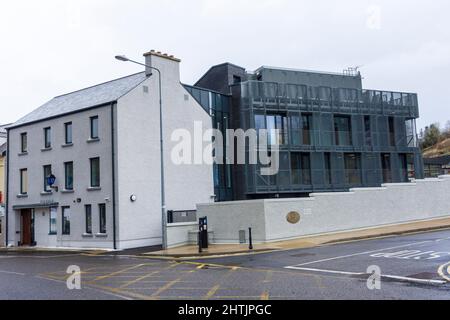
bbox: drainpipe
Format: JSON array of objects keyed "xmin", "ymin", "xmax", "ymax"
[
  {"xmin": 5, "ymin": 128, "xmax": 9, "ymax": 247},
  {"xmin": 110, "ymin": 102, "xmax": 117, "ymax": 250}
]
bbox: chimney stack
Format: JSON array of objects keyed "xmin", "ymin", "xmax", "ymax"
[{"xmin": 143, "ymin": 49, "xmax": 181, "ymax": 82}]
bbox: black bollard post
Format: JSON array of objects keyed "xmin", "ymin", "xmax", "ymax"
[{"xmin": 249, "ymin": 227, "xmax": 253, "ymax": 250}]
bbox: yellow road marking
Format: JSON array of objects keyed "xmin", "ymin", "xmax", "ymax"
[
  {"xmin": 204, "ymin": 285, "xmax": 221, "ymax": 300},
  {"xmin": 260, "ymin": 291, "xmax": 269, "ymax": 300},
  {"xmin": 263, "ymin": 270, "xmax": 273, "ymax": 283},
  {"xmin": 92, "ymin": 264, "xmax": 146, "ymax": 282},
  {"xmin": 88, "ymin": 283, "xmax": 154, "ymax": 300},
  {"xmin": 151, "ymin": 279, "xmax": 181, "ymax": 297},
  {"xmin": 119, "ymin": 263, "xmax": 178, "ymax": 288}
]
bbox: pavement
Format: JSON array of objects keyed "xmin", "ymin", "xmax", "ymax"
[
  {"xmin": 0, "ymin": 229, "xmax": 449, "ymax": 300},
  {"xmin": 143, "ymin": 217, "xmax": 450, "ymax": 258}
]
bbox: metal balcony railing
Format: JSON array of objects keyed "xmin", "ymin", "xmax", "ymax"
[{"xmin": 241, "ymin": 81, "xmax": 418, "ymax": 114}]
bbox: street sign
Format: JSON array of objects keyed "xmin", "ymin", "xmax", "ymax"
[{"xmin": 47, "ymin": 174, "xmax": 56, "ymax": 187}]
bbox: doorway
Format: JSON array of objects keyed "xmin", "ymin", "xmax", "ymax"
[{"xmin": 21, "ymin": 209, "xmax": 34, "ymax": 246}]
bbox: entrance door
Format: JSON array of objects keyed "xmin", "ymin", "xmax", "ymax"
[{"xmin": 21, "ymin": 209, "xmax": 32, "ymax": 246}]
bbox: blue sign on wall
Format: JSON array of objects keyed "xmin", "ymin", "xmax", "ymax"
[{"xmin": 47, "ymin": 174, "xmax": 56, "ymax": 187}]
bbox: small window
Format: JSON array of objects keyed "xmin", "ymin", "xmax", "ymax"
[
  {"xmin": 64, "ymin": 162, "xmax": 74, "ymax": 190},
  {"xmin": 99, "ymin": 204, "xmax": 106, "ymax": 234},
  {"xmin": 334, "ymin": 115, "xmax": 352, "ymax": 146},
  {"xmin": 20, "ymin": 169, "xmax": 28, "ymax": 195},
  {"xmin": 90, "ymin": 116, "xmax": 99, "ymax": 139},
  {"xmin": 43, "ymin": 165, "xmax": 52, "ymax": 192},
  {"xmin": 389, "ymin": 117, "xmax": 396, "ymax": 147},
  {"xmin": 65, "ymin": 122, "xmax": 73, "ymax": 145},
  {"xmin": 62, "ymin": 207, "xmax": 71, "ymax": 235},
  {"xmin": 85, "ymin": 205, "xmax": 92, "ymax": 234},
  {"xmin": 364, "ymin": 116, "xmax": 372, "ymax": 146},
  {"xmin": 20, "ymin": 133, "xmax": 27, "ymax": 153},
  {"xmin": 44, "ymin": 127, "xmax": 52, "ymax": 148},
  {"xmin": 90, "ymin": 158, "xmax": 100, "ymax": 188},
  {"xmin": 49, "ymin": 207, "xmax": 57, "ymax": 235}
]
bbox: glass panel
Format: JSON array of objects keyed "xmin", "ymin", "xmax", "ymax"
[
  {"xmin": 65, "ymin": 162, "xmax": 74, "ymax": 190},
  {"xmin": 85, "ymin": 205, "xmax": 92, "ymax": 234},
  {"xmin": 21, "ymin": 133, "xmax": 27, "ymax": 153},
  {"xmin": 49, "ymin": 207, "xmax": 57, "ymax": 235},
  {"xmin": 302, "ymin": 114, "xmax": 312, "ymax": 145},
  {"xmin": 99, "ymin": 204, "xmax": 106, "ymax": 234},
  {"xmin": 381, "ymin": 153, "xmax": 392, "ymax": 183},
  {"xmin": 62, "ymin": 207, "xmax": 71, "ymax": 235},
  {"xmin": 334, "ymin": 116, "xmax": 352, "ymax": 146},
  {"xmin": 44, "ymin": 165, "xmax": 52, "ymax": 192},
  {"xmin": 90, "ymin": 158, "xmax": 100, "ymax": 187},
  {"xmin": 91, "ymin": 116, "xmax": 99, "ymax": 139},
  {"xmin": 20, "ymin": 169, "xmax": 28, "ymax": 194},
  {"xmin": 344, "ymin": 153, "xmax": 362, "ymax": 185},
  {"xmin": 44, "ymin": 127, "xmax": 51, "ymax": 148},
  {"xmin": 65, "ymin": 122, "xmax": 72, "ymax": 144}
]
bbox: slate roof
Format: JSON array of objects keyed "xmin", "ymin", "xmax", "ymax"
[{"xmin": 9, "ymin": 72, "xmax": 148, "ymax": 128}]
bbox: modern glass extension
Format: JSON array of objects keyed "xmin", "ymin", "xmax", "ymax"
[{"xmin": 233, "ymin": 80, "xmax": 423, "ymax": 199}]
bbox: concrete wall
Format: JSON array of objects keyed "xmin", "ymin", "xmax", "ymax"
[
  {"xmin": 167, "ymin": 222, "xmax": 198, "ymax": 248},
  {"xmin": 115, "ymin": 52, "xmax": 215, "ymax": 249},
  {"xmin": 7, "ymin": 105, "xmax": 115, "ymax": 248},
  {"xmin": 197, "ymin": 176, "xmax": 450, "ymax": 244}
]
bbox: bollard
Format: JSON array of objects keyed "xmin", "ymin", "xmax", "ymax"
[
  {"xmin": 249, "ymin": 227, "xmax": 253, "ymax": 250},
  {"xmin": 198, "ymin": 231, "xmax": 203, "ymax": 254}
]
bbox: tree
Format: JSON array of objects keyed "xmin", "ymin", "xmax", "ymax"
[
  {"xmin": 421, "ymin": 123, "xmax": 441, "ymax": 150},
  {"xmin": 443, "ymin": 120, "xmax": 450, "ymax": 138}
]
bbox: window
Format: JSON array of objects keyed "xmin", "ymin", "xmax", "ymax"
[
  {"xmin": 44, "ymin": 127, "xmax": 51, "ymax": 148},
  {"xmin": 289, "ymin": 115, "xmax": 301, "ymax": 145},
  {"xmin": 64, "ymin": 162, "xmax": 74, "ymax": 190},
  {"xmin": 90, "ymin": 116, "xmax": 99, "ymax": 139},
  {"xmin": 324, "ymin": 152, "xmax": 332, "ymax": 185},
  {"xmin": 49, "ymin": 207, "xmax": 57, "ymax": 235},
  {"xmin": 267, "ymin": 114, "xmax": 288, "ymax": 145},
  {"xmin": 381, "ymin": 153, "xmax": 392, "ymax": 183},
  {"xmin": 90, "ymin": 158, "xmax": 100, "ymax": 188},
  {"xmin": 364, "ymin": 116, "xmax": 372, "ymax": 146},
  {"xmin": 344, "ymin": 153, "xmax": 362, "ymax": 185},
  {"xmin": 65, "ymin": 122, "xmax": 73, "ymax": 145},
  {"xmin": 302, "ymin": 114, "xmax": 312, "ymax": 145},
  {"xmin": 334, "ymin": 116, "xmax": 352, "ymax": 146},
  {"xmin": 85, "ymin": 205, "xmax": 92, "ymax": 234},
  {"xmin": 99, "ymin": 204, "xmax": 106, "ymax": 234},
  {"xmin": 20, "ymin": 133, "xmax": 27, "ymax": 153},
  {"xmin": 43, "ymin": 165, "xmax": 52, "ymax": 192},
  {"xmin": 291, "ymin": 153, "xmax": 312, "ymax": 185},
  {"xmin": 62, "ymin": 207, "xmax": 71, "ymax": 235},
  {"xmin": 20, "ymin": 169, "xmax": 28, "ymax": 195},
  {"xmin": 388, "ymin": 117, "xmax": 396, "ymax": 147}
]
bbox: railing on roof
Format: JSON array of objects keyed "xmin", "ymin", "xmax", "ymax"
[{"xmin": 241, "ymin": 80, "xmax": 418, "ymax": 112}]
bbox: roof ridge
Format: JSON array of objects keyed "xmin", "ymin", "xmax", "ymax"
[{"xmin": 54, "ymin": 72, "xmax": 146, "ymax": 98}]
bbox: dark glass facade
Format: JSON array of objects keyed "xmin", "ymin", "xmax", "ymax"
[{"xmin": 189, "ymin": 64, "xmax": 424, "ymax": 201}]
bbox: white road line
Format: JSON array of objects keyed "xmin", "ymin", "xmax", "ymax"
[
  {"xmin": 285, "ymin": 266, "xmax": 447, "ymax": 285},
  {"xmin": 0, "ymin": 270, "xmax": 26, "ymax": 276},
  {"xmin": 438, "ymin": 263, "xmax": 450, "ymax": 282},
  {"xmin": 292, "ymin": 240, "xmax": 433, "ymax": 267}
]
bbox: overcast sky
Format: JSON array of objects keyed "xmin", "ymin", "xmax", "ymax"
[{"xmin": 1, "ymin": 0, "xmax": 449, "ymax": 130}]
